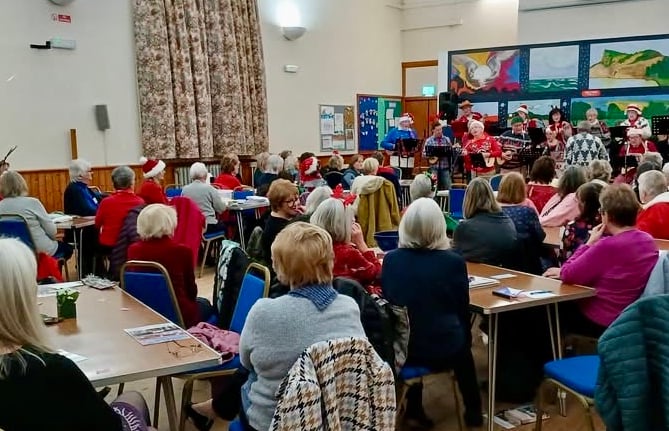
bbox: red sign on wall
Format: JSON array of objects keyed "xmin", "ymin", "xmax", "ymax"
[
  {"xmin": 581, "ymin": 90, "xmax": 601, "ymax": 97},
  {"xmin": 51, "ymin": 14, "xmax": 71, "ymax": 23}
]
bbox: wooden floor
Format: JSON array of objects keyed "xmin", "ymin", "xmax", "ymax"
[{"xmin": 66, "ymin": 262, "xmax": 603, "ymax": 431}]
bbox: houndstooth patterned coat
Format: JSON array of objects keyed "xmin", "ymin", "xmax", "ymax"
[{"xmin": 269, "ymin": 337, "xmax": 396, "ymax": 431}]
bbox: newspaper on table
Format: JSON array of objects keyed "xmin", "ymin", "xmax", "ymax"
[{"xmin": 124, "ymin": 323, "xmax": 191, "ymax": 346}]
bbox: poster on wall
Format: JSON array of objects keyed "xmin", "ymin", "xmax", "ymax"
[
  {"xmin": 320, "ymin": 105, "xmax": 355, "ymax": 152},
  {"xmin": 589, "ymin": 39, "xmax": 669, "ymax": 89},
  {"xmin": 450, "ymin": 49, "xmax": 521, "ymax": 96},
  {"xmin": 469, "ymin": 101, "xmax": 500, "ymax": 123},
  {"xmin": 507, "ymin": 99, "xmax": 561, "ymax": 127},
  {"xmin": 529, "ymin": 46, "xmax": 580, "ymax": 93},
  {"xmin": 571, "ymin": 95, "xmax": 669, "ymax": 126},
  {"xmin": 357, "ymin": 95, "xmax": 402, "ymax": 151}
]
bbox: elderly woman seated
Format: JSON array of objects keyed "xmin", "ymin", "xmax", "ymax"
[
  {"xmin": 544, "ymin": 184, "xmax": 658, "ymax": 337},
  {"xmin": 292, "ymin": 185, "xmax": 332, "ymax": 223},
  {"xmin": 95, "ymin": 166, "xmax": 145, "ymax": 254},
  {"xmin": 539, "ymin": 166, "xmax": 587, "ymax": 227},
  {"xmin": 127, "ymin": 204, "xmax": 214, "ymax": 328},
  {"xmin": 637, "ymin": 170, "xmax": 669, "ymax": 240},
  {"xmin": 187, "ymin": 222, "xmax": 365, "ymax": 431},
  {"xmin": 382, "ymin": 198, "xmax": 482, "ymax": 428},
  {"xmin": 182, "ymin": 162, "xmax": 227, "ymax": 234},
  {"xmin": 64, "ymin": 158, "xmax": 103, "ymax": 216},
  {"xmin": 213, "ymin": 154, "xmax": 245, "ymax": 190},
  {"xmin": 409, "ymin": 174, "xmax": 434, "ymax": 202},
  {"xmin": 311, "ymin": 197, "xmax": 380, "ymax": 295},
  {"xmin": 260, "ymin": 179, "xmax": 302, "ymax": 265},
  {"xmin": 0, "ymin": 171, "xmax": 73, "ymax": 260},
  {"xmin": 253, "ymin": 152, "xmax": 270, "ymax": 188},
  {"xmin": 256, "ymin": 154, "xmax": 284, "ymax": 197},
  {"xmin": 587, "ymin": 159, "xmax": 612, "ymax": 184},
  {"xmin": 452, "ymin": 178, "xmax": 517, "ymax": 267}
]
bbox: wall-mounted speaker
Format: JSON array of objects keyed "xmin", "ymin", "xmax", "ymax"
[{"xmin": 95, "ymin": 105, "xmax": 110, "ymax": 131}]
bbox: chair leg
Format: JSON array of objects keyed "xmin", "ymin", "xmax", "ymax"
[
  {"xmin": 178, "ymin": 377, "xmax": 196, "ymax": 431},
  {"xmin": 162, "ymin": 377, "xmax": 178, "ymax": 431},
  {"xmin": 534, "ymin": 379, "xmax": 548, "ymax": 431},
  {"xmin": 153, "ymin": 377, "xmax": 162, "ymax": 427},
  {"xmin": 200, "ymin": 240, "xmax": 211, "ymax": 278},
  {"xmin": 117, "ymin": 382, "xmax": 125, "ymax": 396},
  {"xmin": 450, "ymin": 372, "xmax": 464, "ymax": 431}
]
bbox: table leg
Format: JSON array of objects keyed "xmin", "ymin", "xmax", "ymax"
[
  {"xmin": 554, "ymin": 303, "xmax": 567, "ymax": 417},
  {"xmin": 546, "ymin": 305, "xmax": 557, "ymax": 360},
  {"xmin": 487, "ymin": 313, "xmax": 499, "ymax": 431},
  {"xmin": 237, "ymin": 212, "xmax": 246, "ymax": 250},
  {"xmin": 161, "ymin": 376, "xmax": 178, "ymax": 431}
]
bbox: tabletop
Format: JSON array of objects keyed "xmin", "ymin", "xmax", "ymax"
[
  {"xmin": 40, "ymin": 286, "xmax": 221, "ymax": 387},
  {"xmin": 55, "ymin": 216, "xmax": 96, "ymax": 230},
  {"xmin": 226, "ymin": 200, "xmax": 270, "ymax": 211},
  {"xmin": 466, "ymin": 263, "xmax": 595, "ymax": 314}
]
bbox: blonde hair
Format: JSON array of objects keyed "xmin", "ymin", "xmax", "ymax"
[
  {"xmin": 464, "ymin": 178, "xmax": 500, "ymax": 219},
  {"xmin": 267, "ymin": 179, "xmax": 299, "ymax": 211},
  {"xmin": 137, "ymin": 204, "xmax": 177, "ymax": 240},
  {"xmin": 0, "ymin": 238, "xmax": 52, "ymax": 379},
  {"xmin": 271, "ymin": 222, "xmax": 334, "ymax": 287},
  {"xmin": 310, "ymin": 198, "xmax": 353, "ymax": 243},
  {"xmin": 496, "ymin": 172, "xmax": 526, "ymax": 205},
  {"xmin": 0, "ymin": 170, "xmax": 29, "ymax": 198},
  {"xmin": 588, "ymin": 159, "xmax": 612, "ymax": 183},
  {"xmin": 362, "ymin": 158, "xmax": 379, "ymax": 175},
  {"xmin": 399, "ymin": 198, "xmax": 449, "ymax": 250},
  {"xmin": 328, "ymin": 154, "xmax": 344, "ymax": 171}
]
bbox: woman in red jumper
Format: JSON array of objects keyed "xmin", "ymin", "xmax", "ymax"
[
  {"xmin": 462, "ymin": 119, "xmax": 502, "ymax": 178},
  {"xmin": 127, "ymin": 204, "xmax": 214, "ymax": 327},
  {"xmin": 214, "ymin": 154, "xmax": 247, "ymax": 190},
  {"xmin": 310, "ymin": 195, "xmax": 381, "ymax": 296},
  {"xmin": 138, "ymin": 156, "xmax": 168, "ymax": 204}
]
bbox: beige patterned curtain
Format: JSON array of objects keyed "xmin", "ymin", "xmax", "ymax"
[{"xmin": 133, "ymin": 0, "xmax": 269, "ymax": 159}]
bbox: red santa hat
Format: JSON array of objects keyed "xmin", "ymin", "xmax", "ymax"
[
  {"xmin": 468, "ymin": 119, "xmax": 485, "ymax": 131},
  {"xmin": 299, "ymin": 156, "xmax": 319, "ymax": 177},
  {"xmin": 398, "ymin": 113, "xmax": 414, "ymax": 124},
  {"xmin": 139, "ymin": 156, "xmax": 166, "ymax": 178},
  {"xmin": 626, "ymin": 104, "xmax": 642, "ymax": 115},
  {"xmin": 516, "ymin": 104, "xmax": 529, "ymax": 115},
  {"xmin": 627, "ymin": 128, "xmax": 644, "ymax": 137}
]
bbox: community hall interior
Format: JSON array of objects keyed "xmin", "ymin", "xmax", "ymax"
[{"xmin": 2, "ymin": 0, "xmax": 669, "ymax": 430}]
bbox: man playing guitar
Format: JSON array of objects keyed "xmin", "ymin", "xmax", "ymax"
[{"xmin": 462, "ymin": 120, "xmax": 503, "ymax": 178}]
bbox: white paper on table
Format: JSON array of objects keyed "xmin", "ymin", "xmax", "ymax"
[
  {"xmin": 321, "ymin": 135, "xmax": 333, "ymax": 149},
  {"xmin": 37, "ymin": 281, "xmax": 84, "ymax": 297},
  {"xmin": 334, "ymin": 113, "xmax": 344, "ymax": 134},
  {"xmin": 490, "ymin": 274, "xmax": 517, "ymax": 280},
  {"xmin": 124, "ymin": 323, "xmax": 191, "ymax": 346},
  {"xmin": 57, "ymin": 349, "xmax": 88, "ymax": 363}
]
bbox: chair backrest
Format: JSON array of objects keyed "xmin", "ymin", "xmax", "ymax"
[
  {"xmin": 214, "ymin": 240, "xmax": 251, "ymax": 328},
  {"xmin": 449, "ymin": 188, "xmax": 466, "ymax": 219},
  {"xmin": 0, "ymin": 214, "xmax": 36, "ymax": 252},
  {"xmin": 324, "ymin": 171, "xmax": 344, "ymax": 189},
  {"xmin": 229, "ymin": 262, "xmax": 271, "ymax": 333},
  {"xmin": 489, "ymin": 174, "xmax": 503, "ymax": 191},
  {"xmin": 120, "ymin": 260, "xmax": 186, "ymax": 328},
  {"xmin": 171, "ymin": 196, "xmax": 205, "ymax": 267},
  {"xmin": 391, "ymin": 166, "xmax": 402, "ymax": 179},
  {"xmin": 165, "ymin": 184, "xmax": 183, "ymax": 198}
]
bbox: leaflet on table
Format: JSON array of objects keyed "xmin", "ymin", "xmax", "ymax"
[
  {"xmin": 468, "ymin": 276, "xmax": 500, "ymax": 289},
  {"xmin": 124, "ymin": 323, "xmax": 191, "ymax": 346},
  {"xmin": 57, "ymin": 349, "xmax": 88, "ymax": 363},
  {"xmin": 37, "ymin": 281, "xmax": 84, "ymax": 297}
]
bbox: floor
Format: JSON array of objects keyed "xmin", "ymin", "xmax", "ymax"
[{"xmin": 79, "ymin": 263, "xmax": 604, "ymax": 431}]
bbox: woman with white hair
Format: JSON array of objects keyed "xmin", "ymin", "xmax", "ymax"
[
  {"xmin": 382, "ymin": 198, "xmax": 482, "ymax": 428},
  {"xmin": 63, "ymin": 158, "xmax": 103, "ymax": 216},
  {"xmin": 637, "ymin": 170, "xmax": 669, "ymax": 240},
  {"xmin": 127, "ymin": 204, "xmax": 214, "ymax": 327},
  {"xmin": 462, "ymin": 119, "xmax": 503, "ymax": 178},
  {"xmin": 409, "ymin": 173, "xmax": 434, "ymax": 202},
  {"xmin": 181, "ymin": 162, "xmax": 227, "ymax": 234},
  {"xmin": 256, "ymin": 154, "xmax": 284, "ymax": 196},
  {"xmin": 585, "ymin": 107, "xmax": 611, "ymax": 148},
  {"xmin": 311, "ymin": 197, "xmax": 380, "ymax": 295},
  {"xmin": 253, "ymin": 152, "xmax": 270, "ymax": 188},
  {"xmin": 0, "ymin": 238, "xmax": 156, "ymax": 430},
  {"xmin": 292, "ymin": 185, "xmax": 332, "ymax": 223}
]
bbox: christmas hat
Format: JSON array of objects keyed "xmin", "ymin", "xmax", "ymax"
[
  {"xmin": 516, "ymin": 104, "xmax": 529, "ymax": 115},
  {"xmin": 626, "ymin": 104, "xmax": 642, "ymax": 114},
  {"xmin": 398, "ymin": 113, "xmax": 414, "ymax": 124},
  {"xmin": 510, "ymin": 116, "xmax": 524, "ymax": 125},
  {"xmin": 627, "ymin": 128, "xmax": 644, "ymax": 137},
  {"xmin": 468, "ymin": 119, "xmax": 484, "ymax": 131},
  {"xmin": 139, "ymin": 156, "xmax": 166, "ymax": 178},
  {"xmin": 299, "ymin": 156, "xmax": 318, "ymax": 176}
]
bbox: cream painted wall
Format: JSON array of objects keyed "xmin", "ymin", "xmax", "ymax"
[
  {"xmin": 0, "ymin": 0, "xmax": 140, "ymax": 170},
  {"xmin": 405, "ymin": 66, "xmax": 438, "ymax": 97},
  {"xmin": 259, "ymin": 0, "xmax": 402, "ymax": 155}
]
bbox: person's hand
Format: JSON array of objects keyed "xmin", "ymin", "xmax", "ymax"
[
  {"xmin": 503, "ymin": 151, "xmax": 512, "ymax": 160},
  {"xmin": 351, "ymin": 222, "xmax": 368, "ymax": 251},
  {"xmin": 586, "ymin": 223, "xmax": 606, "ymax": 246},
  {"xmin": 543, "ymin": 267, "xmax": 561, "ymax": 279}
]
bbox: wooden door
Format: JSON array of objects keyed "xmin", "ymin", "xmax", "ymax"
[{"xmin": 404, "ymin": 97, "xmax": 437, "ymax": 139}]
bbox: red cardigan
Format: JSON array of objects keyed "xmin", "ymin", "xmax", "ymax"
[
  {"xmin": 127, "ymin": 237, "xmax": 201, "ymax": 328},
  {"xmin": 213, "ymin": 173, "xmax": 242, "ymax": 190},
  {"xmin": 637, "ymin": 202, "xmax": 669, "ymax": 240},
  {"xmin": 138, "ymin": 179, "xmax": 167, "ymax": 205},
  {"xmin": 332, "ymin": 242, "xmax": 381, "ymax": 295},
  {"xmin": 95, "ymin": 190, "xmax": 145, "ymax": 246}
]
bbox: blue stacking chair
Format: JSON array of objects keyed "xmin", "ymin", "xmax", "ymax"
[
  {"xmin": 489, "ymin": 174, "xmax": 503, "ymax": 191},
  {"xmin": 448, "ymin": 187, "xmax": 467, "ymax": 220},
  {"xmin": 0, "ymin": 214, "xmax": 70, "ymax": 280},
  {"xmin": 165, "ymin": 184, "xmax": 183, "ymax": 198},
  {"xmin": 228, "ymin": 420, "xmax": 244, "ymax": 431},
  {"xmin": 533, "ymin": 355, "xmax": 599, "ymax": 431},
  {"xmin": 200, "ymin": 229, "xmax": 227, "ymax": 278},
  {"xmin": 396, "ymin": 366, "xmax": 463, "ymax": 431},
  {"xmin": 176, "ymin": 263, "xmax": 271, "ymax": 431}
]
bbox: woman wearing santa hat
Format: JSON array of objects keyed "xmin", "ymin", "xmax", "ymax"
[
  {"xmin": 620, "ymin": 104, "xmax": 652, "ymax": 139},
  {"xmin": 138, "ymin": 156, "xmax": 168, "ymax": 205},
  {"xmin": 298, "ymin": 152, "xmax": 325, "ymax": 191},
  {"xmin": 515, "ymin": 104, "xmax": 542, "ymax": 131},
  {"xmin": 381, "ymin": 112, "xmax": 418, "ymax": 151},
  {"xmin": 462, "ymin": 119, "xmax": 503, "ymax": 178}
]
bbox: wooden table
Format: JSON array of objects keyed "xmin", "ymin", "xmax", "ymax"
[
  {"xmin": 41, "ymin": 285, "xmax": 221, "ymax": 431},
  {"xmin": 55, "ymin": 216, "xmax": 96, "ymax": 277},
  {"xmin": 466, "ymin": 263, "xmax": 594, "ymax": 431},
  {"xmin": 227, "ymin": 200, "xmax": 270, "ymax": 249}
]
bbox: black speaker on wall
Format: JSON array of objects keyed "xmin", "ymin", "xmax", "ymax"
[
  {"xmin": 438, "ymin": 91, "xmax": 459, "ymax": 123},
  {"xmin": 95, "ymin": 105, "xmax": 110, "ymax": 131}
]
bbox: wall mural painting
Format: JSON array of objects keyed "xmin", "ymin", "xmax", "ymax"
[
  {"xmin": 472, "ymin": 101, "xmax": 501, "ymax": 124},
  {"xmin": 507, "ymin": 99, "xmax": 561, "ymax": 127},
  {"xmin": 450, "ymin": 49, "xmax": 521, "ymax": 96},
  {"xmin": 529, "ymin": 45, "xmax": 580, "ymax": 93},
  {"xmin": 589, "ymin": 39, "xmax": 669, "ymax": 89},
  {"xmin": 571, "ymin": 95, "xmax": 669, "ymax": 127}
]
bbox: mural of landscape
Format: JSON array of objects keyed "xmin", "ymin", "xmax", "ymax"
[
  {"xmin": 589, "ymin": 39, "xmax": 669, "ymax": 89},
  {"xmin": 529, "ymin": 45, "xmax": 580, "ymax": 92},
  {"xmin": 507, "ymin": 99, "xmax": 561, "ymax": 127},
  {"xmin": 450, "ymin": 49, "xmax": 521, "ymax": 96},
  {"xmin": 571, "ymin": 95, "xmax": 669, "ymax": 126},
  {"xmin": 473, "ymin": 101, "xmax": 500, "ymax": 123}
]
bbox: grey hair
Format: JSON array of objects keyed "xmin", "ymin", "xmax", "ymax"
[
  {"xmin": 588, "ymin": 159, "xmax": 612, "ymax": 183},
  {"xmin": 399, "ymin": 198, "xmax": 449, "ymax": 250},
  {"xmin": 266, "ymin": 154, "xmax": 284, "ymax": 174},
  {"xmin": 69, "ymin": 159, "xmax": 91, "ymax": 182},
  {"xmin": 642, "ymin": 152, "xmax": 663, "ymax": 168},
  {"xmin": 410, "ymin": 175, "xmax": 433, "ymax": 201},
  {"xmin": 586, "ymin": 108, "xmax": 598, "ymax": 117},
  {"xmin": 310, "ymin": 198, "xmax": 352, "ymax": 243},
  {"xmin": 576, "ymin": 120, "xmax": 592, "ymax": 133},
  {"xmin": 111, "ymin": 166, "xmax": 135, "ymax": 190},
  {"xmin": 189, "ymin": 162, "xmax": 208, "ymax": 180},
  {"xmin": 304, "ymin": 186, "xmax": 333, "ymax": 214},
  {"xmin": 638, "ymin": 170, "xmax": 668, "ymax": 202}
]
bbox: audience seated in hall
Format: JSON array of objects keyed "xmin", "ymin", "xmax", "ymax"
[
  {"xmin": 587, "ymin": 159, "xmax": 613, "ymax": 184},
  {"xmin": 559, "ymin": 181, "xmax": 605, "ymax": 264},
  {"xmin": 260, "ymin": 179, "xmax": 302, "ymax": 266},
  {"xmin": 213, "ymin": 154, "xmax": 244, "ymax": 190},
  {"xmin": 452, "ymin": 178, "xmax": 517, "ymax": 267},
  {"xmin": 539, "ymin": 166, "xmax": 587, "ymax": 227},
  {"xmin": 137, "ymin": 157, "xmax": 168, "ymax": 205},
  {"xmin": 182, "ymin": 162, "xmax": 228, "ymax": 234},
  {"xmin": 252, "ymin": 152, "xmax": 270, "ymax": 188},
  {"xmin": 256, "ymin": 154, "xmax": 284, "ymax": 197},
  {"xmin": 409, "ymin": 173, "xmax": 434, "ymax": 202},
  {"xmin": 127, "ymin": 204, "xmax": 214, "ymax": 328},
  {"xmin": 291, "ymin": 185, "xmax": 332, "ymax": 223},
  {"xmin": 342, "ymin": 154, "xmax": 364, "ymax": 189},
  {"xmin": 637, "ymin": 170, "xmax": 669, "ymax": 240},
  {"xmin": 544, "ymin": 184, "xmax": 658, "ymax": 338},
  {"xmin": 63, "ymin": 158, "xmax": 103, "ymax": 217},
  {"xmin": 526, "ymin": 156, "xmax": 557, "ymax": 213},
  {"xmin": 0, "ymin": 238, "xmax": 155, "ymax": 431}
]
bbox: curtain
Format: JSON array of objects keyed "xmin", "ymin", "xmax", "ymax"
[{"xmin": 134, "ymin": 0, "xmax": 269, "ymax": 159}]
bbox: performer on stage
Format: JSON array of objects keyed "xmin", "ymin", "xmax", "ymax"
[
  {"xmin": 423, "ymin": 121, "xmax": 460, "ymax": 190},
  {"xmin": 620, "ymin": 128, "xmax": 657, "ymax": 160},
  {"xmin": 586, "ymin": 108, "xmax": 611, "ymax": 147},
  {"xmin": 381, "ymin": 112, "xmax": 418, "ymax": 150},
  {"xmin": 620, "ymin": 104, "xmax": 652, "ymax": 139},
  {"xmin": 455, "ymin": 100, "xmax": 482, "ymax": 123},
  {"xmin": 547, "ymin": 107, "xmax": 572, "ymax": 143},
  {"xmin": 499, "ymin": 116, "xmax": 531, "ymax": 173},
  {"xmin": 515, "ymin": 104, "xmax": 542, "ymax": 131},
  {"xmin": 543, "ymin": 128, "xmax": 566, "ymax": 176},
  {"xmin": 462, "ymin": 120, "xmax": 502, "ymax": 178}
]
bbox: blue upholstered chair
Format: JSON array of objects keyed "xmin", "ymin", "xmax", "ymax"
[
  {"xmin": 200, "ymin": 229, "xmax": 227, "ymax": 278},
  {"xmin": 534, "ymin": 355, "xmax": 599, "ymax": 431},
  {"xmin": 489, "ymin": 174, "xmax": 503, "ymax": 192},
  {"xmin": 165, "ymin": 184, "xmax": 183, "ymax": 198},
  {"xmin": 448, "ymin": 187, "xmax": 467, "ymax": 220},
  {"xmin": 228, "ymin": 419, "xmax": 244, "ymax": 431}
]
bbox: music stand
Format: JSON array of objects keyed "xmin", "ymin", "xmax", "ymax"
[
  {"xmin": 528, "ymin": 127, "xmax": 545, "ymax": 146},
  {"xmin": 652, "ymin": 116, "xmax": 669, "ymax": 136},
  {"xmin": 424, "ymin": 145, "xmax": 452, "ymax": 158},
  {"xmin": 486, "ymin": 124, "xmax": 510, "ymax": 137},
  {"xmin": 609, "ymin": 126, "xmax": 629, "ymax": 140},
  {"xmin": 623, "ymin": 155, "xmax": 639, "ymax": 169},
  {"xmin": 469, "ymin": 153, "xmax": 488, "ymax": 169}
]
